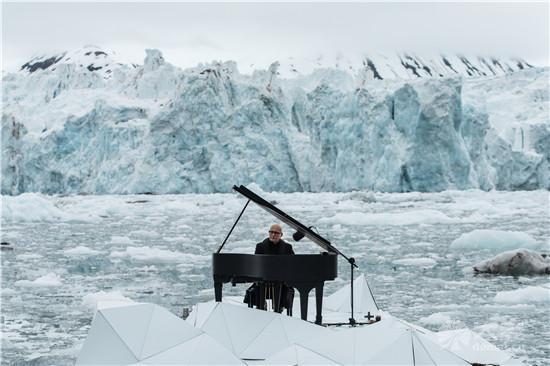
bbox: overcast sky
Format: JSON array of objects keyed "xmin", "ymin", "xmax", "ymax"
[{"xmin": 2, "ymin": 2, "xmax": 548, "ymax": 73}]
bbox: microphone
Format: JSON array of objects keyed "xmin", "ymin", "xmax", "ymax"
[{"xmin": 292, "ymin": 231, "xmax": 306, "ymax": 241}]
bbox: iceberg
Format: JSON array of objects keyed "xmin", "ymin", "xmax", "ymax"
[{"xmin": 474, "ymin": 248, "xmax": 550, "ymax": 275}]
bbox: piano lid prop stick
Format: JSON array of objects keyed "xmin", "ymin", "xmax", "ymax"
[{"xmin": 216, "ymin": 199, "xmax": 251, "ymax": 254}]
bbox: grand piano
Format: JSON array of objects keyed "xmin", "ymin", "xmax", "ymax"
[{"xmin": 212, "ymin": 185, "xmax": 357, "ymax": 325}]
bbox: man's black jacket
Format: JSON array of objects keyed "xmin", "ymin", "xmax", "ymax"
[{"xmin": 254, "ymin": 238, "xmax": 294, "ymax": 255}]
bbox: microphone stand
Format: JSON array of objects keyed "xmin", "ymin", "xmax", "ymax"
[{"xmin": 349, "ymin": 257, "xmax": 356, "ymax": 326}]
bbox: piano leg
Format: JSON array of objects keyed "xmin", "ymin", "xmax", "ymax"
[
  {"xmin": 286, "ymin": 288, "xmax": 294, "ymax": 317},
  {"xmin": 299, "ymin": 289, "xmax": 309, "ymax": 321},
  {"xmin": 273, "ymin": 283, "xmax": 282, "ymax": 313},
  {"xmin": 214, "ymin": 281, "xmax": 222, "ymax": 302},
  {"xmin": 315, "ymin": 284, "xmax": 323, "ymax": 325},
  {"xmin": 257, "ymin": 282, "xmax": 266, "ymax": 310},
  {"xmin": 291, "ymin": 284, "xmax": 314, "ymax": 322}
]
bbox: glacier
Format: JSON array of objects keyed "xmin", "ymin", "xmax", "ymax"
[{"xmin": 2, "ymin": 46, "xmax": 549, "ymax": 194}]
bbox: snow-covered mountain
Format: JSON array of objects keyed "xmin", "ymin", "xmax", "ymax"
[
  {"xmin": 359, "ymin": 53, "xmax": 533, "ymax": 80},
  {"xmin": 2, "ymin": 46, "xmax": 548, "ymax": 194},
  {"xmin": 277, "ymin": 53, "xmax": 534, "ymax": 80},
  {"xmin": 19, "ymin": 45, "xmax": 132, "ymax": 79},
  {"xmin": 18, "ymin": 46, "xmax": 533, "ymax": 80}
]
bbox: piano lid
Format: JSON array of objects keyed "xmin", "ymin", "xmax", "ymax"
[{"xmin": 233, "ymin": 185, "xmax": 356, "ymax": 266}]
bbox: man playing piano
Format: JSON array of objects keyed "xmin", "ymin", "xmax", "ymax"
[
  {"xmin": 215, "ymin": 186, "xmax": 340, "ymax": 323},
  {"xmin": 244, "ymin": 224, "xmax": 295, "ymax": 314}
]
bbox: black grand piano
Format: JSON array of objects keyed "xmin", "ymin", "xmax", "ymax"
[{"xmin": 212, "ymin": 185, "xmax": 357, "ymax": 325}]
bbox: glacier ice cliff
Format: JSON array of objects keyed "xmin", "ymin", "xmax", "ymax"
[{"xmin": 2, "ymin": 46, "xmax": 549, "ymax": 194}]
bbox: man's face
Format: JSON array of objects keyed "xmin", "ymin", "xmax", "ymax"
[{"xmin": 268, "ymin": 224, "xmax": 283, "ymax": 244}]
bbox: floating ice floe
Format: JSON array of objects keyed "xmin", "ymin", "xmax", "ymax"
[
  {"xmin": 129, "ymin": 229, "xmax": 159, "ymax": 238},
  {"xmin": 64, "ymin": 246, "xmax": 102, "ymax": 257},
  {"xmin": 474, "ymin": 248, "xmax": 550, "ymax": 275},
  {"xmin": 1, "ymin": 193, "xmax": 89, "ymax": 223},
  {"xmin": 82, "ymin": 290, "xmax": 136, "ymax": 311},
  {"xmin": 494, "ymin": 286, "xmax": 550, "ymax": 304},
  {"xmin": 320, "ymin": 209, "xmax": 481, "ymax": 226},
  {"xmin": 109, "ymin": 246, "xmax": 208, "ymax": 263},
  {"xmin": 336, "ymin": 191, "xmax": 377, "ymax": 203},
  {"xmin": 109, "ymin": 236, "xmax": 135, "ymax": 245},
  {"xmin": 14, "ymin": 272, "xmax": 62, "ymax": 287},
  {"xmin": 393, "ymin": 257, "xmax": 437, "ymax": 268},
  {"xmin": 1, "ymin": 288, "xmax": 17, "ymax": 296},
  {"xmin": 419, "ymin": 312, "xmax": 453, "ymax": 326},
  {"xmin": 450, "ymin": 229, "xmax": 541, "ymax": 251},
  {"xmin": 15, "ymin": 253, "xmax": 43, "ymax": 261}
]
